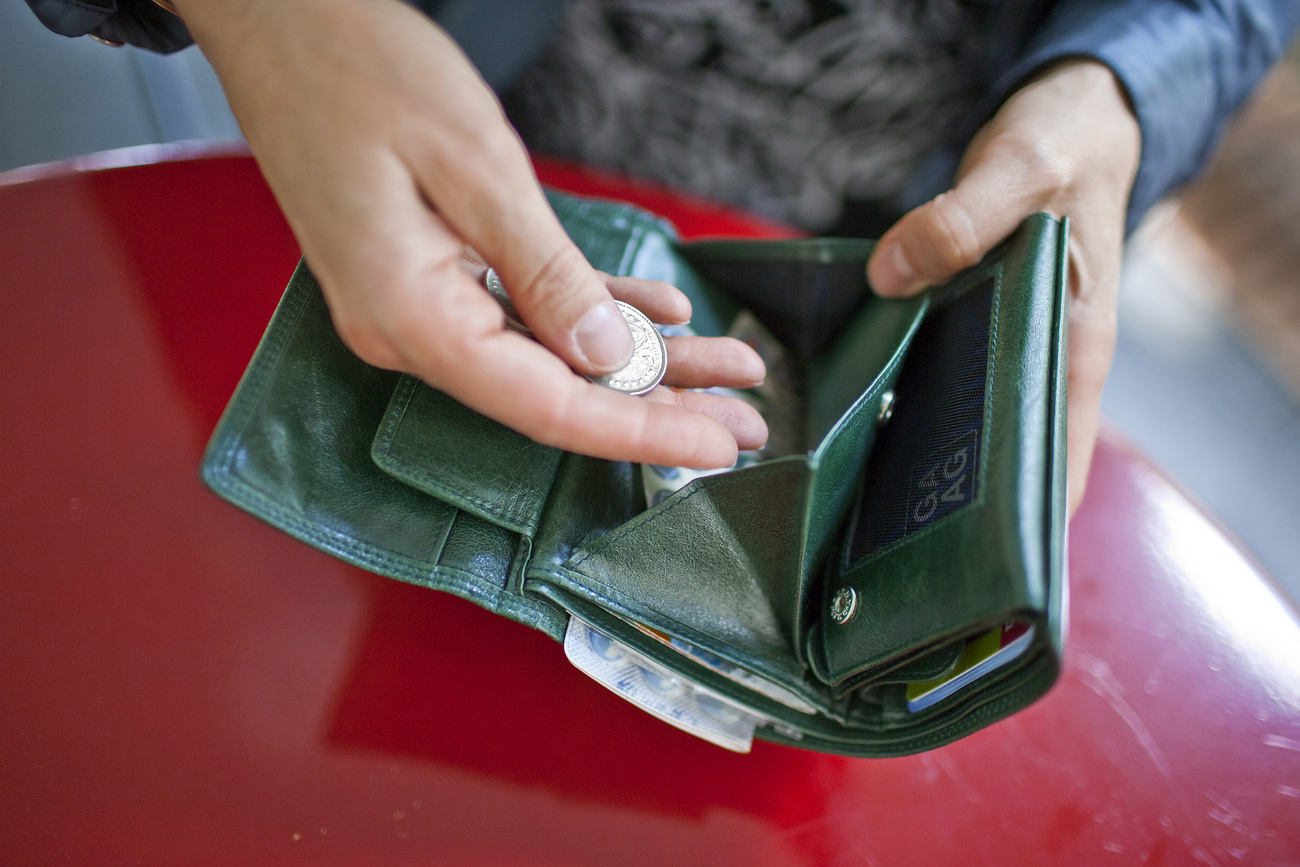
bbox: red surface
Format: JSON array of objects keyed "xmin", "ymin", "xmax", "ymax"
[{"xmin": 2, "ymin": 149, "xmax": 1298, "ymax": 865}]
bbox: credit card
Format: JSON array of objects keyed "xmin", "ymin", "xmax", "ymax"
[{"xmin": 905, "ymin": 623, "xmax": 1034, "ymax": 712}]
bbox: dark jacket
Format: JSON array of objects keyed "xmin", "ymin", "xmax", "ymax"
[{"xmin": 25, "ymin": 0, "xmax": 1300, "ymax": 230}]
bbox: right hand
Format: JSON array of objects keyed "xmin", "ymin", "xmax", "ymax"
[{"xmin": 175, "ymin": 0, "xmax": 767, "ymax": 467}]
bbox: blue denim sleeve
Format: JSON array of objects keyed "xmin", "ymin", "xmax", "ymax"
[{"xmin": 990, "ymin": 0, "xmax": 1300, "ymax": 233}]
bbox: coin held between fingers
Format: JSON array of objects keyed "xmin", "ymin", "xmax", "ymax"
[
  {"xmin": 483, "ymin": 267, "xmax": 529, "ymax": 333},
  {"xmin": 482, "ymin": 268, "xmax": 667, "ymax": 396},
  {"xmin": 585, "ymin": 301, "xmax": 667, "ymax": 396}
]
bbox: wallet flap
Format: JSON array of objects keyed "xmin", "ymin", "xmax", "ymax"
[
  {"xmin": 801, "ymin": 292, "xmax": 929, "ymax": 588},
  {"xmin": 536, "ymin": 458, "xmax": 813, "ymax": 686},
  {"xmin": 372, "ymin": 375, "xmax": 562, "ymax": 536}
]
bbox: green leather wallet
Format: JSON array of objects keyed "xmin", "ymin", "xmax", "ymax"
[{"xmin": 201, "ymin": 190, "xmax": 1069, "ymax": 756}]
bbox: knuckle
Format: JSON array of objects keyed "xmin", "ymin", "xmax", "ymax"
[
  {"xmin": 515, "ymin": 243, "xmax": 592, "ymax": 309},
  {"xmin": 521, "ymin": 386, "xmax": 580, "ymax": 448},
  {"xmin": 1024, "ymin": 141, "xmax": 1071, "ymax": 193}
]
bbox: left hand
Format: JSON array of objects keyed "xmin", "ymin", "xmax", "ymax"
[{"xmin": 866, "ymin": 59, "xmax": 1141, "ymax": 516}]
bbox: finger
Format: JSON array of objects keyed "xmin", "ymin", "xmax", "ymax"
[
  {"xmin": 662, "ymin": 336, "xmax": 765, "ymax": 389},
  {"xmin": 1065, "ymin": 326, "xmax": 1108, "ymax": 518},
  {"xmin": 643, "ymin": 388, "xmax": 769, "ymax": 452},
  {"xmin": 1061, "ymin": 227, "xmax": 1119, "ymax": 517},
  {"xmin": 867, "ymin": 138, "xmax": 1067, "ymax": 297},
  {"xmin": 434, "ymin": 180, "xmax": 634, "ymax": 375},
  {"xmin": 604, "ymin": 275, "xmax": 692, "ymax": 325}
]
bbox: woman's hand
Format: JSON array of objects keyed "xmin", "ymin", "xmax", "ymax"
[
  {"xmin": 867, "ymin": 60, "xmax": 1141, "ymax": 515},
  {"xmin": 174, "ymin": 0, "xmax": 766, "ymax": 468}
]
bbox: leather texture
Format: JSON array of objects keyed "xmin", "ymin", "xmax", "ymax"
[{"xmin": 201, "ymin": 191, "xmax": 1069, "ymax": 756}]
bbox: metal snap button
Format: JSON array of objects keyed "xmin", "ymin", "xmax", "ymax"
[{"xmin": 830, "ymin": 587, "xmax": 858, "ymax": 625}]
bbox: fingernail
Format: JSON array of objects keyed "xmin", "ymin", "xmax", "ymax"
[
  {"xmin": 574, "ymin": 302, "xmax": 633, "ymax": 371},
  {"xmin": 869, "ymin": 242, "xmax": 916, "ymax": 296}
]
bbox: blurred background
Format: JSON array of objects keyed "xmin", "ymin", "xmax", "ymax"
[{"xmin": 3, "ymin": 2, "xmax": 1298, "ymax": 604}]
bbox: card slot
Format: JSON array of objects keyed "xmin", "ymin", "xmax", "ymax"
[
  {"xmin": 372, "ymin": 377, "xmax": 563, "ymax": 538},
  {"xmin": 751, "ymin": 645, "xmax": 1056, "ymax": 757},
  {"xmin": 797, "ymin": 295, "xmax": 929, "ymax": 646},
  {"xmin": 843, "ymin": 639, "xmax": 1054, "ymax": 730}
]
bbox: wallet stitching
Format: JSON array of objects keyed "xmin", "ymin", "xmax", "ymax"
[
  {"xmin": 210, "ymin": 274, "xmax": 314, "ymax": 469},
  {"xmin": 531, "ymin": 565, "xmax": 805, "ymax": 685},
  {"xmin": 979, "ymin": 263, "xmax": 1003, "ymax": 510},
  {"xmin": 373, "ymin": 376, "xmax": 552, "ymax": 536},
  {"xmin": 210, "ymin": 473, "xmax": 558, "ymax": 625},
  {"xmin": 203, "ymin": 290, "xmax": 536, "ymax": 619}
]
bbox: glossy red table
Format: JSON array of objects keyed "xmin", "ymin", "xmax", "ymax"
[{"xmin": 2, "ymin": 147, "xmax": 1298, "ymax": 865}]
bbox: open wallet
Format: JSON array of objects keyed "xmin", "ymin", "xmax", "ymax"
[{"xmin": 201, "ymin": 190, "xmax": 1069, "ymax": 756}]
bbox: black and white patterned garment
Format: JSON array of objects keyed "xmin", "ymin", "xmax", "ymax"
[{"xmin": 505, "ymin": 0, "xmax": 988, "ymax": 233}]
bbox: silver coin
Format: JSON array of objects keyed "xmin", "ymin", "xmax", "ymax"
[
  {"xmin": 586, "ymin": 301, "xmax": 667, "ymax": 396},
  {"xmin": 483, "ymin": 268, "xmax": 666, "ymax": 396},
  {"xmin": 482, "ymin": 268, "xmax": 530, "ymax": 334}
]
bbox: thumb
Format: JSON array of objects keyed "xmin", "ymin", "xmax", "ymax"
[
  {"xmin": 433, "ymin": 161, "xmax": 633, "ymax": 374},
  {"xmin": 380, "ymin": 19, "xmax": 635, "ymax": 376},
  {"xmin": 867, "ymin": 147, "xmax": 1059, "ymax": 297},
  {"xmin": 495, "ymin": 215, "xmax": 634, "ymax": 374}
]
